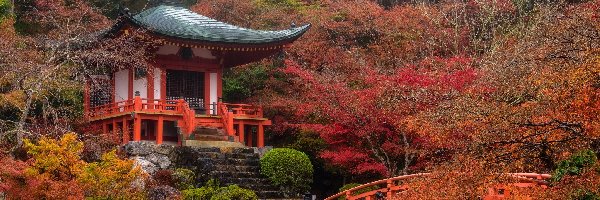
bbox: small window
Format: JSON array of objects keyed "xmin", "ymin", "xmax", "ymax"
[
  {"xmin": 179, "ymin": 47, "xmax": 194, "ymax": 60},
  {"xmin": 134, "ymin": 67, "xmax": 147, "ymax": 80}
]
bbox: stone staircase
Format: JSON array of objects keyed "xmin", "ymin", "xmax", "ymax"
[
  {"xmin": 183, "ymin": 127, "xmax": 244, "ymax": 148},
  {"xmin": 171, "ymin": 146, "xmax": 283, "ymax": 199}
]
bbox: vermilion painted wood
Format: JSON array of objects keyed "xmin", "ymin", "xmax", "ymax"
[
  {"xmin": 86, "ymin": 87, "xmax": 270, "ymax": 146},
  {"xmin": 324, "ymin": 173, "xmax": 551, "ymax": 200}
]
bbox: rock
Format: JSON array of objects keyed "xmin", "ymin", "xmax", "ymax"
[
  {"xmin": 124, "ymin": 141, "xmax": 157, "ymax": 156},
  {"xmin": 147, "ymin": 185, "xmax": 180, "ymax": 200},
  {"xmin": 155, "ymin": 144, "xmax": 175, "ymax": 155},
  {"xmin": 147, "ymin": 153, "xmax": 171, "ymax": 169},
  {"xmin": 133, "ymin": 156, "xmax": 158, "ymax": 174},
  {"xmin": 253, "ymin": 146, "xmax": 273, "ymax": 158}
]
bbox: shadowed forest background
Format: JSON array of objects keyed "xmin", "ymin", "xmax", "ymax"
[{"xmin": 0, "ymin": 0, "xmax": 599, "ymax": 199}]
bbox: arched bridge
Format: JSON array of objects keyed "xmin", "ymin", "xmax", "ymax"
[{"xmin": 325, "ymin": 173, "xmax": 551, "ymax": 200}]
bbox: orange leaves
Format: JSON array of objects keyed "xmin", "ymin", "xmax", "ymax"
[{"xmin": 0, "ymin": 133, "xmax": 146, "ymax": 199}]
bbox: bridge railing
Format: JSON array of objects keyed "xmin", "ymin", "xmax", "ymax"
[
  {"xmin": 325, "ymin": 173, "xmax": 551, "ymax": 200},
  {"xmin": 325, "ymin": 173, "xmax": 430, "ymax": 200}
]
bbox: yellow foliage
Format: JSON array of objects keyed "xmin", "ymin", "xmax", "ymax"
[
  {"xmin": 78, "ymin": 150, "xmax": 146, "ymax": 199},
  {"xmin": 24, "ymin": 133, "xmax": 85, "ymax": 179},
  {"xmin": 23, "ymin": 133, "xmax": 147, "ymax": 199},
  {"xmin": 0, "ymin": 90, "xmax": 26, "ymax": 110}
]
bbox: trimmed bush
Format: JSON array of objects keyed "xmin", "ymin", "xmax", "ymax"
[
  {"xmin": 260, "ymin": 148, "xmax": 313, "ymax": 195},
  {"xmin": 211, "ymin": 185, "xmax": 258, "ymax": 200},
  {"xmin": 337, "ymin": 183, "xmax": 380, "ymax": 200},
  {"xmin": 181, "ymin": 179, "xmax": 257, "ymax": 200}
]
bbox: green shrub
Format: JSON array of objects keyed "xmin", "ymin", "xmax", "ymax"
[
  {"xmin": 553, "ymin": 150, "xmax": 598, "ymax": 182},
  {"xmin": 173, "ymin": 168, "xmax": 196, "ymax": 190},
  {"xmin": 260, "ymin": 148, "xmax": 313, "ymax": 195},
  {"xmin": 571, "ymin": 189, "xmax": 600, "ymax": 200},
  {"xmin": 337, "ymin": 183, "xmax": 380, "ymax": 200},
  {"xmin": 182, "ymin": 187, "xmax": 216, "ymax": 200},
  {"xmin": 182, "ymin": 179, "xmax": 257, "ymax": 200},
  {"xmin": 0, "ymin": 0, "xmax": 11, "ymax": 22},
  {"xmin": 211, "ymin": 185, "xmax": 258, "ymax": 200}
]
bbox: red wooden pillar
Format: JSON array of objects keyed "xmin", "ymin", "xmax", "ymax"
[
  {"xmin": 83, "ymin": 80, "xmax": 90, "ymax": 116},
  {"xmin": 157, "ymin": 116, "xmax": 164, "ymax": 145},
  {"xmin": 128, "ymin": 68, "xmax": 134, "ymax": 100},
  {"xmin": 247, "ymin": 129, "xmax": 253, "ymax": 147},
  {"xmin": 133, "ymin": 115, "xmax": 141, "ymax": 141},
  {"xmin": 227, "ymin": 114, "xmax": 234, "ymax": 136},
  {"xmin": 217, "ymin": 68, "xmax": 222, "ymax": 99},
  {"xmin": 102, "ymin": 121, "xmax": 108, "ymax": 135},
  {"xmin": 112, "ymin": 119, "xmax": 118, "ymax": 135},
  {"xmin": 204, "ymin": 72, "xmax": 211, "ymax": 113},
  {"xmin": 160, "ymin": 68, "xmax": 166, "ymax": 100},
  {"xmin": 122, "ymin": 116, "xmax": 129, "ymax": 144},
  {"xmin": 258, "ymin": 123, "xmax": 264, "ymax": 147},
  {"xmin": 238, "ymin": 121, "xmax": 245, "ymax": 145},
  {"xmin": 386, "ymin": 180, "xmax": 393, "ymax": 199},
  {"xmin": 147, "ymin": 66, "xmax": 155, "ymax": 110}
]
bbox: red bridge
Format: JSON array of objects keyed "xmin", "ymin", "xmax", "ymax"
[{"xmin": 325, "ymin": 173, "xmax": 551, "ymax": 200}]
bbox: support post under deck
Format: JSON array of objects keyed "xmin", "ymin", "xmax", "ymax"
[
  {"xmin": 133, "ymin": 115, "xmax": 141, "ymax": 141},
  {"xmin": 122, "ymin": 116, "xmax": 129, "ymax": 144},
  {"xmin": 258, "ymin": 123, "xmax": 264, "ymax": 147},
  {"xmin": 238, "ymin": 121, "xmax": 245, "ymax": 145},
  {"xmin": 157, "ymin": 116, "xmax": 164, "ymax": 144}
]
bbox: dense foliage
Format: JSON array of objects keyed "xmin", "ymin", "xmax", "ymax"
[
  {"xmin": 181, "ymin": 179, "xmax": 258, "ymax": 200},
  {"xmin": 0, "ymin": 0, "xmax": 598, "ymax": 198},
  {"xmin": 0, "ymin": 133, "xmax": 145, "ymax": 199},
  {"xmin": 260, "ymin": 148, "xmax": 314, "ymax": 195}
]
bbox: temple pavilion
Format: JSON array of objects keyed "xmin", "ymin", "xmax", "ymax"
[{"xmin": 84, "ymin": 5, "xmax": 310, "ymax": 147}]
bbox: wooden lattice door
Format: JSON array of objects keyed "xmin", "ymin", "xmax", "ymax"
[
  {"xmin": 166, "ymin": 70, "xmax": 205, "ymax": 112},
  {"xmin": 89, "ymin": 75, "xmax": 112, "ymax": 108}
]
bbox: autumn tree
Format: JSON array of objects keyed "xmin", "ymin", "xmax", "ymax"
[{"xmin": 0, "ymin": 0, "xmax": 154, "ymax": 152}]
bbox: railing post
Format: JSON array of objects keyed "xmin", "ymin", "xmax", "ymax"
[
  {"xmin": 211, "ymin": 102, "xmax": 217, "ymax": 115},
  {"xmin": 387, "ymin": 179, "xmax": 393, "ymax": 199},
  {"xmin": 177, "ymin": 99, "xmax": 184, "ymax": 112},
  {"xmin": 345, "ymin": 191, "xmax": 352, "ymax": 200},
  {"xmin": 134, "ymin": 91, "xmax": 142, "ymax": 111},
  {"xmin": 227, "ymin": 112, "xmax": 234, "ymax": 136}
]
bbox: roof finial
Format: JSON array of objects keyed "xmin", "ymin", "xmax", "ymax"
[
  {"xmin": 121, "ymin": 7, "xmax": 131, "ymax": 16},
  {"xmin": 291, "ymin": 22, "xmax": 296, "ymax": 28}
]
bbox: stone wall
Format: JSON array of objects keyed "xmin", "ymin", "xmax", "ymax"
[{"xmin": 123, "ymin": 141, "xmax": 282, "ymax": 199}]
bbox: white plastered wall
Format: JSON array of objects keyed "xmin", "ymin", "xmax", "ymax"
[
  {"xmin": 133, "ymin": 74, "xmax": 148, "ymax": 99},
  {"xmin": 209, "ymin": 72, "xmax": 218, "ymax": 106},
  {"xmin": 114, "ymin": 69, "xmax": 129, "ymax": 102},
  {"xmin": 153, "ymin": 68, "xmax": 162, "ymax": 99},
  {"xmin": 156, "ymin": 45, "xmax": 179, "ymax": 55}
]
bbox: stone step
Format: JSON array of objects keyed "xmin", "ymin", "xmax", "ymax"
[
  {"xmin": 223, "ymin": 152, "xmax": 258, "ymax": 159},
  {"xmin": 189, "ymin": 134, "xmax": 231, "ymax": 141},
  {"xmin": 211, "ymin": 171, "xmax": 262, "ymax": 179},
  {"xmin": 218, "ymin": 177, "xmax": 274, "ymax": 186},
  {"xmin": 183, "ymin": 140, "xmax": 245, "ymax": 148},
  {"xmin": 213, "ymin": 165, "xmax": 260, "ymax": 172},
  {"xmin": 255, "ymin": 191, "xmax": 284, "ymax": 198}
]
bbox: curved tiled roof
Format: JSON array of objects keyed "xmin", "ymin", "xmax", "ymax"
[{"xmin": 127, "ymin": 5, "xmax": 310, "ymax": 44}]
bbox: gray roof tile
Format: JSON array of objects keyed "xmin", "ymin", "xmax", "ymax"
[{"xmin": 129, "ymin": 5, "xmax": 310, "ymax": 44}]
